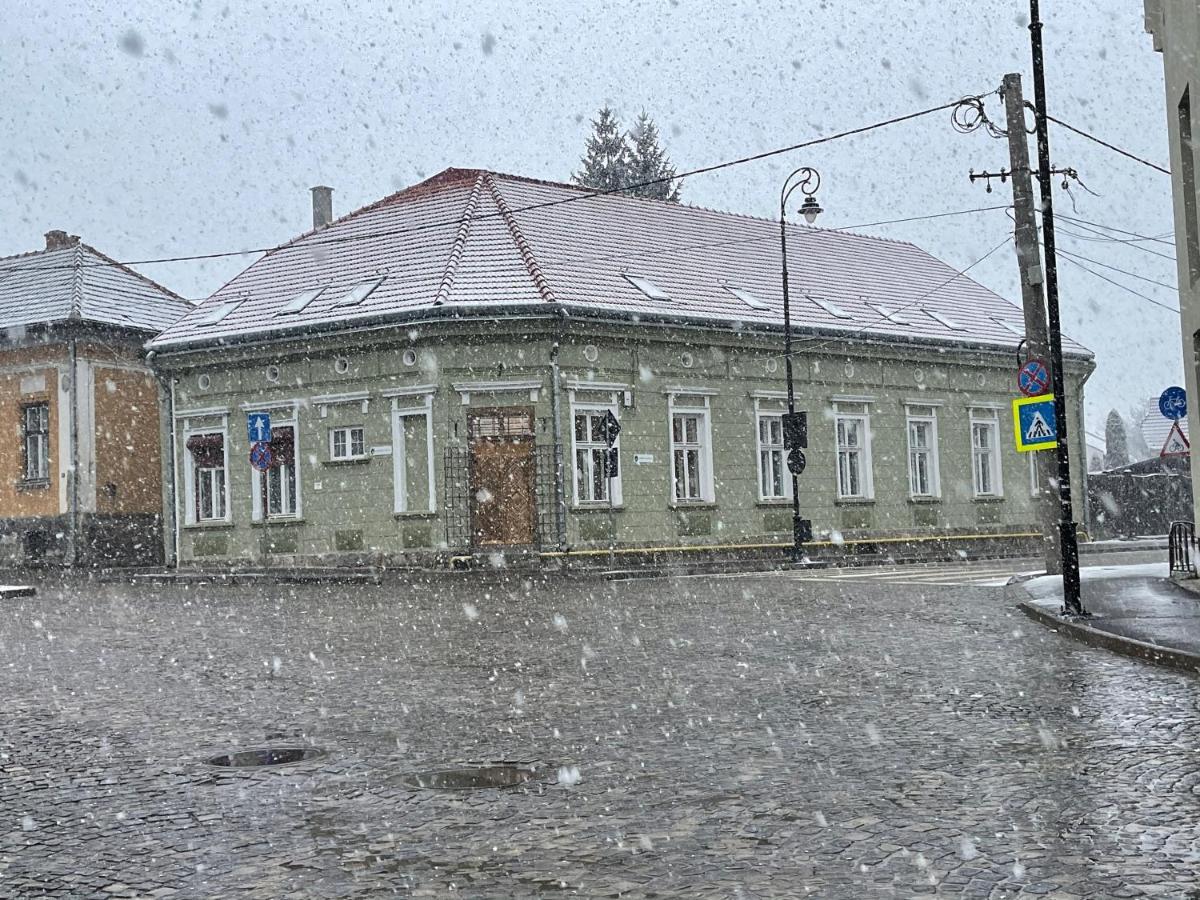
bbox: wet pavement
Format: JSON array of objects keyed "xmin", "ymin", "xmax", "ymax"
[
  {"xmin": 1022, "ymin": 562, "xmax": 1200, "ymax": 661},
  {"xmin": 1, "ymin": 557, "xmax": 1198, "ymax": 898}
]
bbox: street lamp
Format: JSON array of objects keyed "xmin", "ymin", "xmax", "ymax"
[{"xmin": 779, "ymin": 166, "xmax": 823, "ymax": 556}]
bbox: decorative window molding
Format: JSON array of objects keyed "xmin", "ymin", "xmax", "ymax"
[
  {"xmin": 392, "ymin": 401, "xmax": 436, "ymax": 515},
  {"xmin": 240, "ymin": 399, "xmax": 301, "ymax": 413},
  {"xmin": 749, "ymin": 389, "xmax": 790, "ymax": 401},
  {"xmin": 830, "ymin": 394, "xmax": 876, "ymax": 405},
  {"xmin": 182, "ymin": 418, "xmax": 230, "ymax": 525},
  {"xmin": 668, "ymin": 394, "xmax": 715, "ymax": 504},
  {"xmin": 970, "ymin": 407, "xmax": 1004, "ymax": 498},
  {"xmin": 381, "ymin": 383, "xmax": 438, "ymax": 400},
  {"xmin": 905, "ymin": 405, "xmax": 941, "ymax": 498},
  {"xmin": 312, "ymin": 391, "xmax": 371, "ymax": 418},
  {"xmin": 664, "ymin": 386, "xmax": 720, "ymax": 397},
  {"xmin": 174, "ymin": 405, "xmax": 230, "ymax": 420},
  {"xmin": 251, "ymin": 411, "xmax": 301, "ymax": 521},
  {"xmin": 834, "ymin": 406, "xmax": 874, "ymax": 500},
  {"xmin": 452, "ymin": 379, "xmax": 541, "ymax": 405},
  {"xmin": 755, "ymin": 409, "xmax": 791, "ymax": 501}
]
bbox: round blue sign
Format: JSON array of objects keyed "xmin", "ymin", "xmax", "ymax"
[{"xmin": 1159, "ymin": 386, "xmax": 1187, "ymax": 421}]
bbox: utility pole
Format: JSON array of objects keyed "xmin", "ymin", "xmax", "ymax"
[
  {"xmin": 1001, "ymin": 72, "xmax": 1060, "ymax": 576},
  {"xmin": 1029, "ymin": 0, "xmax": 1084, "ymax": 615}
]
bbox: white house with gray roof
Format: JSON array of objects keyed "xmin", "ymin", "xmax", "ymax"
[{"xmin": 148, "ymin": 168, "xmax": 1092, "ymax": 567}]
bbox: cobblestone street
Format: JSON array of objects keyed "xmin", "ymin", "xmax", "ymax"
[{"xmin": 2, "ymin": 559, "xmax": 1198, "ymax": 898}]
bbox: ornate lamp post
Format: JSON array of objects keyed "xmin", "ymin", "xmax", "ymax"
[{"xmin": 779, "ymin": 167, "xmax": 823, "ymax": 555}]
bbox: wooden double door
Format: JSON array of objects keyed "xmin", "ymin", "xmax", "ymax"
[{"xmin": 468, "ymin": 407, "xmax": 536, "ymax": 547}]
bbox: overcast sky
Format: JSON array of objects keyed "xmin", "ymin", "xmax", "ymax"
[{"xmin": 1, "ymin": 0, "xmax": 1180, "ymax": 436}]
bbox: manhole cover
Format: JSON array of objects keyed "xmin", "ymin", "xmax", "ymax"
[
  {"xmin": 206, "ymin": 746, "xmax": 326, "ymax": 769},
  {"xmin": 402, "ymin": 764, "xmax": 539, "ymax": 791}
]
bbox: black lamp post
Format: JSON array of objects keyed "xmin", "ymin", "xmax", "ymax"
[{"xmin": 779, "ymin": 166, "xmax": 823, "ymax": 555}]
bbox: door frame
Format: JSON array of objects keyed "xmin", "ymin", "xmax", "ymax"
[{"xmin": 467, "ymin": 406, "xmax": 537, "ymax": 548}]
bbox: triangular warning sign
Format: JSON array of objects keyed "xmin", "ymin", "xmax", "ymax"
[
  {"xmin": 1160, "ymin": 420, "xmax": 1190, "ymax": 457},
  {"xmin": 1025, "ymin": 411, "xmax": 1054, "ymax": 442}
]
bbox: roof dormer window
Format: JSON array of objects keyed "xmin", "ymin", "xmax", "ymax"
[
  {"xmin": 925, "ymin": 309, "xmax": 964, "ymax": 330},
  {"xmin": 197, "ymin": 300, "xmax": 241, "ymax": 325},
  {"xmin": 869, "ymin": 303, "xmax": 914, "ymax": 326},
  {"xmin": 279, "ymin": 286, "xmax": 327, "ymax": 315},
  {"xmin": 623, "ymin": 273, "xmax": 670, "ymax": 301},
  {"xmin": 336, "ymin": 275, "xmax": 387, "ymax": 307},
  {"xmin": 808, "ymin": 295, "xmax": 853, "ymax": 320},
  {"xmin": 724, "ymin": 285, "xmax": 769, "ymax": 310}
]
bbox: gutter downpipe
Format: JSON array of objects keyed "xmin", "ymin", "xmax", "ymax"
[
  {"xmin": 549, "ymin": 306, "xmax": 568, "ymax": 555},
  {"xmin": 68, "ymin": 337, "xmax": 79, "ymax": 567},
  {"xmin": 167, "ymin": 374, "xmax": 180, "ymax": 568}
]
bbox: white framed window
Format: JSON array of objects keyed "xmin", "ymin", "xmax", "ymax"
[
  {"xmin": 249, "ymin": 410, "xmax": 301, "ymax": 521},
  {"xmin": 329, "ymin": 425, "xmax": 366, "ymax": 461},
  {"xmin": 391, "ymin": 393, "xmax": 436, "ymax": 514},
  {"xmin": 756, "ymin": 412, "xmax": 790, "ymax": 501},
  {"xmin": 22, "ymin": 402, "xmax": 49, "ymax": 482},
  {"xmin": 905, "ymin": 405, "xmax": 940, "ymax": 498},
  {"xmin": 184, "ymin": 429, "xmax": 229, "ymax": 524},
  {"xmin": 970, "ymin": 408, "xmax": 1003, "ymax": 497},
  {"xmin": 669, "ymin": 395, "xmax": 714, "ymax": 503},
  {"xmin": 571, "ymin": 406, "xmax": 622, "ymax": 505},
  {"xmin": 834, "ymin": 403, "xmax": 873, "ymax": 499}
]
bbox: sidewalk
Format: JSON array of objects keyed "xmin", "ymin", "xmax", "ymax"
[{"xmin": 1012, "ymin": 561, "xmax": 1200, "ymax": 673}]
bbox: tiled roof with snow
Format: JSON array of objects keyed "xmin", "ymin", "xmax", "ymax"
[
  {"xmin": 0, "ymin": 242, "xmax": 192, "ymax": 334},
  {"xmin": 149, "ymin": 167, "xmax": 1091, "ymax": 357}
]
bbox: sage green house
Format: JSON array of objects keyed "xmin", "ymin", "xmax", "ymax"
[{"xmin": 147, "ymin": 168, "xmax": 1092, "ymax": 567}]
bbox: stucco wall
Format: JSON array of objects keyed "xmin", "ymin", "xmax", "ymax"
[{"xmin": 161, "ymin": 321, "xmax": 1090, "ymax": 565}]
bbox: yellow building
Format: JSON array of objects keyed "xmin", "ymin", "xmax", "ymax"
[{"xmin": 0, "ymin": 231, "xmax": 190, "ymax": 566}]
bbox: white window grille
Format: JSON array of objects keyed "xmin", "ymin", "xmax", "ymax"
[
  {"xmin": 970, "ymin": 409, "xmax": 1003, "ymax": 497},
  {"xmin": 329, "ymin": 425, "xmax": 366, "ymax": 461},
  {"xmin": 905, "ymin": 406, "xmax": 940, "ymax": 498},
  {"xmin": 834, "ymin": 405, "xmax": 873, "ymax": 499},
  {"xmin": 756, "ymin": 413, "xmax": 789, "ymax": 500},
  {"xmin": 184, "ymin": 430, "xmax": 228, "ymax": 523},
  {"xmin": 572, "ymin": 407, "xmax": 621, "ymax": 505},
  {"xmin": 669, "ymin": 397, "xmax": 714, "ymax": 503}
]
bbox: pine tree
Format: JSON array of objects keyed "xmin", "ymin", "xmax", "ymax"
[
  {"xmin": 1104, "ymin": 409, "xmax": 1130, "ymax": 470},
  {"xmin": 625, "ymin": 111, "xmax": 682, "ymax": 202},
  {"xmin": 573, "ymin": 106, "xmax": 630, "ymax": 193}
]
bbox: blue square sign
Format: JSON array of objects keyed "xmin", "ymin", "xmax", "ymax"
[
  {"xmin": 1012, "ymin": 394, "xmax": 1057, "ymax": 452},
  {"xmin": 247, "ymin": 412, "xmax": 272, "ymax": 444}
]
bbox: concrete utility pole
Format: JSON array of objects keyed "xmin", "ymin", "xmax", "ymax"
[{"xmin": 1001, "ymin": 72, "xmax": 1060, "ymax": 575}]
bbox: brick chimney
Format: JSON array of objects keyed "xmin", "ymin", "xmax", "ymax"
[
  {"xmin": 311, "ymin": 186, "xmax": 333, "ymax": 229},
  {"xmin": 45, "ymin": 230, "xmax": 81, "ymax": 251}
]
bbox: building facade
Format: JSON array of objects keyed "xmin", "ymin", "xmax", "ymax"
[
  {"xmin": 1146, "ymin": 0, "xmax": 1200, "ymax": 525},
  {"xmin": 0, "ymin": 232, "xmax": 191, "ymax": 566},
  {"xmin": 148, "ymin": 169, "xmax": 1091, "ymax": 567}
]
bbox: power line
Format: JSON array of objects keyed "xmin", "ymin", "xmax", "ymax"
[
  {"xmin": 1055, "ymin": 247, "xmax": 1177, "ymax": 292},
  {"xmin": 1032, "ymin": 107, "xmax": 1171, "ymax": 176},
  {"xmin": 1057, "ymin": 252, "xmax": 1179, "ymax": 314},
  {"xmin": 1054, "ymin": 212, "xmax": 1177, "ymax": 247},
  {"xmin": 578, "ymin": 204, "xmax": 1012, "ymax": 266},
  {"xmin": 1051, "ymin": 216, "xmax": 1177, "ymax": 262},
  {"xmin": 0, "ymin": 96, "xmax": 978, "ymax": 277}
]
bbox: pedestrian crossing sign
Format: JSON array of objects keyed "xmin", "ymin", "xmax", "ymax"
[{"xmin": 1012, "ymin": 394, "xmax": 1058, "ymax": 452}]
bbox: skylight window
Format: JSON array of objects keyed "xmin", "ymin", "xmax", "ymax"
[
  {"xmin": 623, "ymin": 273, "xmax": 671, "ymax": 301},
  {"xmin": 196, "ymin": 300, "xmax": 241, "ymax": 325},
  {"xmin": 869, "ymin": 303, "xmax": 914, "ymax": 326},
  {"xmin": 336, "ymin": 275, "xmax": 387, "ymax": 307},
  {"xmin": 808, "ymin": 295, "xmax": 852, "ymax": 320},
  {"xmin": 994, "ymin": 317, "xmax": 1025, "ymax": 337},
  {"xmin": 925, "ymin": 309, "xmax": 964, "ymax": 330},
  {"xmin": 724, "ymin": 285, "xmax": 769, "ymax": 310},
  {"xmin": 279, "ymin": 286, "xmax": 327, "ymax": 315}
]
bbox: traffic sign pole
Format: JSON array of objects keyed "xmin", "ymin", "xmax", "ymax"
[{"xmin": 1030, "ymin": 0, "xmax": 1084, "ymax": 616}]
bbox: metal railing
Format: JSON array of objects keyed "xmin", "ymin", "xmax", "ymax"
[{"xmin": 1168, "ymin": 521, "xmax": 1195, "ymax": 574}]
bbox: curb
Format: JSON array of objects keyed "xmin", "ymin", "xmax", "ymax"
[
  {"xmin": 0, "ymin": 585, "xmax": 36, "ymax": 599},
  {"xmin": 1009, "ymin": 583, "xmax": 1200, "ymax": 676}
]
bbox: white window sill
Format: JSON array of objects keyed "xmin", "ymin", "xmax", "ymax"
[
  {"xmin": 835, "ymin": 497, "xmax": 875, "ymax": 505},
  {"xmin": 184, "ymin": 520, "xmax": 234, "ymax": 530},
  {"xmin": 572, "ymin": 503, "xmax": 625, "ymax": 512},
  {"xmin": 252, "ymin": 517, "xmax": 305, "ymax": 526},
  {"xmin": 972, "ymin": 495, "xmax": 1006, "ymax": 503}
]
